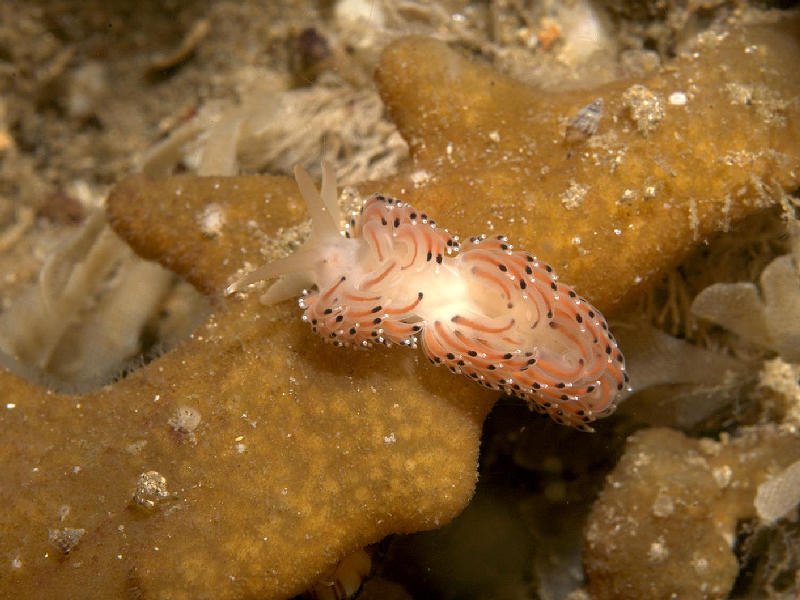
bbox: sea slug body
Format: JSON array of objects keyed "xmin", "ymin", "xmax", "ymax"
[{"xmin": 227, "ymin": 162, "xmax": 629, "ymax": 430}]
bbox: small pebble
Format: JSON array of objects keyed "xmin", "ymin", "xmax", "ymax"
[{"xmin": 668, "ymin": 91, "xmax": 687, "ymax": 106}]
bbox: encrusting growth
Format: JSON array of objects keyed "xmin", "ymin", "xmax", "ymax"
[{"xmin": 227, "ymin": 162, "xmax": 629, "ymax": 430}]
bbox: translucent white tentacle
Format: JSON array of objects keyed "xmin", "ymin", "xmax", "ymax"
[
  {"xmin": 319, "ymin": 160, "xmax": 342, "ymax": 231},
  {"xmin": 293, "ymin": 163, "xmax": 340, "ymax": 239},
  {"xmin": 225, "ymin": 247, "xmax": 320, "ymax": 295},
  {"xmin": 226, "ymin": 163, "xmax": 344, "ymax": 300},
  {"xmin": 259, "ymin": 271, "xmax": 314, "ymax": 305}
]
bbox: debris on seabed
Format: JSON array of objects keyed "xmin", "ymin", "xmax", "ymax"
[
  {"xmin": 133, "ymin": 471, "xmax": 170, "ymax": 510},
  {"xmin": 565, "ymin": 98, "xmax": 603, "ymax": 144}
]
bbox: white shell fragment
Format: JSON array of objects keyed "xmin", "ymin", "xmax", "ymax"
[
  {"xmin": 668, "ymin": 91, "xmax": 687, "ymax": 106},
  {"xmin": 565, "ymin": 98, "xmax": 603, "ymax": 143},
  {"xmin": 755, "ymin": 459, "xmax": 800, "ymax": 524}
]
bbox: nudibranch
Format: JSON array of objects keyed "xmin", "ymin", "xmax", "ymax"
[{"xmin": 227, "ymin": 162, "xmax": 629, "ymax": 430}]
